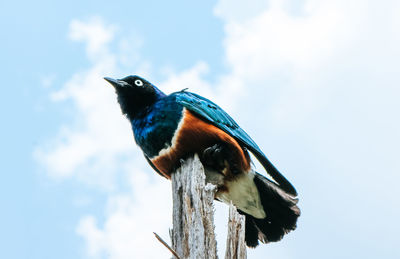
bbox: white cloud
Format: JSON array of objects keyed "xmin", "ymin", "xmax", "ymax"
[
  {"xmin": 76, "ymin": 166, "xmax": 172, "ymax": 259},
  {"xmin": 68, "ymin": 17, "xmax": 116, "ymax": 61},
  {"xmin": 214, "ymin": 1, "xmax": 400, "ymax": 257},
  {"xmin": 34, "ymin": 18, "xmax": 139, "ymax": 189},
  {"xmin": 214, "ymin": 0, "xmax": 400, "ymax": 130},
  {"xmin": 34, "ymin": 61, "xmax": 134, "ymax": 188}
]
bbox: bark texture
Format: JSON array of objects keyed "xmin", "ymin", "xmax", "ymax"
[
  {"xmin": 224, "ymin": 204, "xmax": 247, "ymax": 259},
  {"xmin": 170, "ymin": 155, "xmax": 247, "ymax": 259},
  {"xmin": 170, "ymin": 155, "xmax": 218, "ymax": 259}
]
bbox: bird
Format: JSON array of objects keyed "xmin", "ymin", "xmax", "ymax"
[{"xmin": 104, "ymin": 75, "xmax": 300, "ymax": 247}]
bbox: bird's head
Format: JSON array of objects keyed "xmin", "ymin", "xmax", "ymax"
[{"xmin": 104, "ymin": 75, "xmax": 165, "ymax": 119}]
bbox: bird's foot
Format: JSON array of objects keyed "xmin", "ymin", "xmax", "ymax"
[
  {"xmin": 201, "ymin": 144, "xmax": 240, "ymax": 175},
  {"xmin": 202, "ymin": 144, "xmax": 226, "ymax": 171}
]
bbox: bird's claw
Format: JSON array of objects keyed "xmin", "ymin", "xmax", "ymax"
[{"xmin": 201, "ymin": 143, "xmax": 227, "ymax": 171}]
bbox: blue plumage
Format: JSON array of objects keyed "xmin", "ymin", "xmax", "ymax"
[
  {"xmin": 173, "ymin": 91, "xmax": 297, "ymax": 196},
  {"xmin": 105, "ymin": 75, "xmax": 300, "ymax": 247},
  {"xmin": 131, "ymin": 96, "xmax": 183, "ymax": 158}
]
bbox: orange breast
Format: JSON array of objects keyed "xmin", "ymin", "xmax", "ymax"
[{"xmin": 151, "ymin": 109, "xmax": 251, "ymax": 178}]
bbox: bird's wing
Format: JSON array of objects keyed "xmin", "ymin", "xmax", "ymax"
[{"xmin": 173, "ymin": 91, "xmax": 297, "ymax": 196}]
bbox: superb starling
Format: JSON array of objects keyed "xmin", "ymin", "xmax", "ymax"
[{"xmin": 105, "ymin": 75, "xmax": 300, "ymax": 247}]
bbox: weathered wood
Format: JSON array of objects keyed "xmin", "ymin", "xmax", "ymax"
[
  {"xmin": 224, "ymin": 204, "xmax": 247, "ymax": 259},
  {"xmin": 170, "ymin": 155, "xmax": 218, "ymax": 259}
]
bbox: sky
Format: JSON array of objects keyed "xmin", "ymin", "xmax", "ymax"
[{"xmin": 1, "ymin": 0, "xmax": 400, "ymax": 258}]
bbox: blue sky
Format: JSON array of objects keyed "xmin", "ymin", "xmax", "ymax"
[{"xmin": 1, "ymin": 0, "xmax": 400, "ymax": 258}]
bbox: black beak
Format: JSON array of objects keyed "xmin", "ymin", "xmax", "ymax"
[{"xmin": 104, "ymin": 77, "xmax": 128, "ymax": 88}]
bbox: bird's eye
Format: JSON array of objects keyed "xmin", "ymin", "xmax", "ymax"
[{"xmin": 134, "ymin": 79, "xmax": 143, "ymax": 86}]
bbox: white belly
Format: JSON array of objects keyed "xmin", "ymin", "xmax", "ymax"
[{"xmin": 205, "ymin": 168, "xmax": 266, "ymax": 219}]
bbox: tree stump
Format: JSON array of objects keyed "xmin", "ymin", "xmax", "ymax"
[
  {"xmin": 225, "ymin": 204, "xmax": 247, "ymax": 259},
  {"xmin": 169, "ymin": 155, "xmax": 247, "ymax": 259},
  {"xmin": 170, "ymin": 155, "xmax": 218, "ymax": 259}
]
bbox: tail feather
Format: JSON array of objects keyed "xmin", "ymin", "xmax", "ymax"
[
  {"xmin": 243, "ymin": 214, "xmax": 260, "ymax": 247},
  {"xmin": 243, "ymin": 172, "xmax": 300, "ymax": 246}
]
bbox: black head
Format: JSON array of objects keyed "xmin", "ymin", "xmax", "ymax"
[{"xmin": 104, "ymin": 75, "xmax": 165, "ymax": 119}]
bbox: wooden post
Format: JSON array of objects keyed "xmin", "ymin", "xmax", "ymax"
[
  {"xmin": 170, "ymin": 155, "xmax": 218, "ymax": 259},
  {"xmin": 169, "ymin": 155, "xmax": 247, "ymax": 259},
  {"xmin": 224, "ymin": 204, "xmax": 247, "ymax": 259}
]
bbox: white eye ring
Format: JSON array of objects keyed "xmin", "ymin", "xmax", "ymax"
[{"xmin": 134, "ymin": 79, "xmax": 143, "ymax": 86}]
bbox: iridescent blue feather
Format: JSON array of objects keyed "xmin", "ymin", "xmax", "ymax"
[{"xmin": 173, "ymin": 91, "xmax": 297, "ymax": 196}]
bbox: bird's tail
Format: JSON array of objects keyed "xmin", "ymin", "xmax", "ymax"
[{"xmin": 240, "ymin": 172, "xmax": 300, "ymax": 247}]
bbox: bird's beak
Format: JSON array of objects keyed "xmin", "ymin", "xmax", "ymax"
[{"xmin": 104, "ymin": 77, "xmax": 127, "ymax": 88}]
